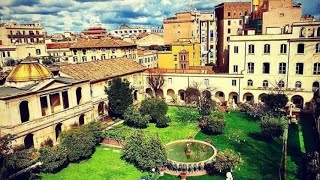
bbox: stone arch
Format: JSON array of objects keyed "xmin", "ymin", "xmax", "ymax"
[
  {"xmin": 178, "ymin": 89, "xmax": 185, "ymax": 101},
  {"xmin": 291, "ymin": 95, "xmax": 304, "ymax": 109},
  {"xmin": 313, "ymin": 81, "xmax": 319, "ymax": 92},
  {"xmin": 243, "ymin": 92, "xmax": 254, "ymax": 102},
  {"xmin": 76, "ymin": 87, "xmax": 82, "ymax": 105},
  {"xmin": 258, "ymin": 93, "xmax": 267, "ymax": 103},
  {"xmin": 55, "ymin": 123, "xmax": 62, "ymax": 140},
  {"xmin": 157, "ymin": 89, "xmax": 164, "ymax": 98},
  {"xmin": 146, "ymin": 88, "xmax": 153, "ymax": 97},
  {"xmin": 133, "ymin": 90, "xmax": 138, "ymax": 101},
  {"xmin": 300, "ymin": 27, "xmax": 305, "ymax": 37},
  {"xmin": 79, "ymin": 114, "xmax": 85, "ymax": 125},
  {"xmin": 98, "ymin": 102, "xmax": 104, "ymax": 115},
  {"xmin": 228, "ymin": 92, "xmax": 239, "ymax": 104},
  {"xmin": 24, "ymin": 134, "xmax": 34, "ymax": 149},
  {"xmin": 202, "ymin": 90, "xmax": 211, "ymax": 99},
  {"xmin": 19, "ymin": 101, "xmax": 30, "ymax": 123},
  {"xmin": 167, "ymin": 89, "xmax": 175, "ymax": 99},
  {"xmin": 215, "ymin": 91, "xmax": 225, "ymax": 102}
]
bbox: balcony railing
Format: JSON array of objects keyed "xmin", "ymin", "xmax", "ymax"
[{"xmin": 0, "ymin": 101, "xmax": 93, "ymax": 136}]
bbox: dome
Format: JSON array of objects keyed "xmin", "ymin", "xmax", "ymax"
[{"xmin": 6, "ymin": 56, "xmax": 53, "ymax": 82}]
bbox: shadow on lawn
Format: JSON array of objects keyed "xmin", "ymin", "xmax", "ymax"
[{"xmin": 287, "ymin": 124, "xmax": 303, "ymax": 179}]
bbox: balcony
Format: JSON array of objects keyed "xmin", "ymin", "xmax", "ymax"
[
  {"xmin": 8, "ymin": 34, "xmax": 44, "ymax": 38},
  {"xmin": 0, "ymin": 101, "xmax": 93, "ymax": 137}
]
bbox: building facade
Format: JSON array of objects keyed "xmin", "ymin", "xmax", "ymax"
[
  {"xmin": 110, "ymin": 24, "xmax": 164, "ymax": 37},
  {"xmin": 0, "ymin": 22, "xmax": 45, "ymax": 45},
  {"xmin": 157, "ymin": 39, "xmax": 201, "ymax": 70},
  {"xmin": 82, "ymin": 27, "xmax": 108, "ymax": 39},
  {"xmin": 0, "ymin": 57, "xmax": 145, "ymax": 149},
  {"xmin": 46, "ymin": 42, "xmax": 73, "ymax": 62},
  {"xmin": 70, "ymin": 39, "xmax": 137, "ymax": 63},
  {"xmin": 229, "ymin": 21, "xmax": 320, "ymax": 108},
  {"xmin": 214, "ymin": 2, "xmax": 251, "ymax": 71},
  {"xmin": 137, "ymin": 49, "xmax": 158, "ymax": 68},
  {"xmin": 163, "ymin": 11, "xmax": 217, "ymax": 65}
]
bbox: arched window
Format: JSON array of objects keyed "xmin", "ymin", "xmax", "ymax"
[
  {"xmin": 280, "ymin": 44, "xmax": 287, "ymax": 54},
  {"xmin": 297, "ymin": 43, "xmax": 305, "ymax": 54},
  {"xmin": 295, "ymin": 81, "xmax": 302, "ymax": 88},
  {"xmin": 278, "ymin": 81, "xmax": 285, "ymax": 88},
  {"xmin": 248, "ymin": 44, "xmax": 254, "ymax": 54},
  {"xmin": 263, "ymin": 80, "xmax": 268, "ymax": 88},
  {"xmin": 76, "ymin": 87, "xmax": 82, "ymax": 105},
  {"xmin": 264, "ymin": 44, "xmax": 270, "ymax": 53},
  {"xmin": 19, "ymin": 101, "xmax": 30, "ymax": 123},
  {"xmin": 55, "ymin": 123, "xmax": 62, "ymax": 140},
  {"xmin": 24, "ymin": 134, "xmax": 34, "ymax": 149},
  {"xmin": 316, "ymin": 43, "xmax": 320, "ymax": 53},
  {"xmin": 79, "ymin": 114, "xmax": 85, "ymax": 125},
  {"xmin": 314, "ymin": 63, "xmax": 320, "ymax": 75},
  {"xmin": 247, "ymin": 79, "xmax": 253, "ymax": 86},
  {"xmin": 98, "ymin": 102, "xmax": 104, "ymax": 115},
  {"xmin": 313, "ymin": 82, "xmax": 319, "ymax": 92},
  {"xmin": 300, "ymin": 27, "xmax": 305, "ymax": 37}
]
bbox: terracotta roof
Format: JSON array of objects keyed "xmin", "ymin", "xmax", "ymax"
[
  {"xmin": 47, "ymin": 42, "xmax": 73, "ymax": 49},
  {"xmin": 137, "ymin": 49, "xmax": 156, "ymax": 56},
  {"xmin": 70, "ymin": 39, "xmax": 136, "ymax": 49},
  {"xmin": 51, "ymin": 57, "xmax": 146, "ymax": 82}
]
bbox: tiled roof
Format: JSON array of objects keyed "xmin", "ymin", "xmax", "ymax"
[
  {"xmin": 47, "ymin": 42, "xmax": 73, "ymax": 49},
  {"xmin": 70, "ymin": 39, "xmax": 136, "ymax": 49},
  {"xmin": 52, "ymin": 57, "xmax": 146, "ymax": 82}
]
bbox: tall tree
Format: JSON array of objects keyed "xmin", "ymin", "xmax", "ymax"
[
  {"xmin": 147, "ymin": 69, "xmax": 164, "ymax": 98},
  {"xmin": 106, "ymin": 77, "xmax": 133, "ymax": 117}
]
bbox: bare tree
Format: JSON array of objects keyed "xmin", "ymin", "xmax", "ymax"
[{"xmin": 147, "ymin": 69, "xmax": 164, "ymax": 98}]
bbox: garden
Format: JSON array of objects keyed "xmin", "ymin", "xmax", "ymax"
[{"xmin": 0, "ymin": 78, "xmax": 308, "ymax": 180}]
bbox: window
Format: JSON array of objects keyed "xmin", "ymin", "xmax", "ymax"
[
  {"xmin": 247, "ymin": 62, "xmax": 254, "ymax": 73},
  {"xmin": 232, "ymin": 80, "xmax": 237, "ymax": 86},
  {"xmin": 101, "ymin": 54, "xmax": 106, "ymax": 60},
  {"xmin": 73, "ymin": 56, "xmax": 78, "ymax": 62},
  {"xmin": 279, "ymin": 63, "xmax": 286, "ymax": 74},
  {"xmin": 228, "ymin": 12, "xmax": 231, "ymax": 17},
  {"xmin": 227, "ymin": 37, "xmax": 230, "ymax": 41},
  {"xmin": 233, "ymin": 65, "xmax": 238, "ymax": 73},
  {"xmin": 73, "ymin": 50, "xmax": 77, "ymax": 55},
  {"xmin": 297, "ymin": 43, "xmax": 305, "ymax": 53},
  {"xmin": 296, "ymin": 63, "xmax": 304, "ymax": 75},
  {"xmin": 295, "ymin": 81, "xmax": 302, "ymax": 88},
  {"xmin": 316, "ymin": 43, "xmax": 320, "ymax": 53},
  {"xmin": 36, "ymin": 49, "xmax": 41, "ymax": 55},
  {"xmin": 239, "ymin": 20, "xmax": 242, "ymax": 25},
  {"xmin": 139, "ymin": 59, "xmax": 143, "ymax": 64},
  {"xmin": 280, "ymin": 44, "xmax": 287, "ymax": 54},
  {"xmin": 263, "ymin": 80, "xmax": 268, "ymax": 88},
  {"xmin": 248, "ymin": 44, "xmax": 254, "ymax": 54},
  {"xmin": 91, "ymin": 56, "xmax": 96, "ymax": 61},
  {"xmin": 278, "ymin": 81, "xmax": 285, "ymax": 88},
  {"xmin": 82, "ymin": 49, "xmax": 86, "ymax": 55},
  {"xmin": 263, "ymin": 63, "xmax": 270, "ymax": 74},
  {"xmin": 314, "ymin": 63, "xmax": 320, "ymax": 75},
  {"xmin": 174, "ymin": 55, "xmax": 177, "ymax": 61},
  {"xmin": 264, "ymin": 44, "xmax": 270, "ymax": 54},
  {"xmin": 210, "ymin": 52, "xmax": 214, "ymax": 58},
  {"xmin": 19, "ymin": 101, "xmax": 30, "ymax": 123},
  {"xmin": 82, "ymin": 56, "xmax": 87, "ymax": 62},
  {"xmin": 168, "ymin": 78, "xmax": 172, "ymax": 84},
  {"xmin": 2, "ymin": 52, "xmax": 5, "ymax": 57},
  {"xmin": 228, "ymin": 29, "xmax": 231, "ymax": 34},
  {"xmin": 228, "ymin": 20, "xmax": 231, "ymax": 25},
  {"xmin": 247, "ymin": 79, "xmax": 253, "ymax": 86},
  {"xmin": 204, "ymin": 79, "xmax": 209, "ymax": 86},
  {"xmin": 234, "ymin": 46, "xmax": 238, "ymax": 53},
  {"xmin": 76, "ymin": 87, "xmax": 82, "ymax": 105}
]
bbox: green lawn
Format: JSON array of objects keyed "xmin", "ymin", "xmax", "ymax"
[
  {"xmin": 42, "ymin": 146, "xmax": 147, "ymax": 180},
  {"xmin": 43, "ymin": 107, "xmax": 301, "ymax": 180}
]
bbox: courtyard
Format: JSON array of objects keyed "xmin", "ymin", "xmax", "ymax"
[{"xmin": 41, "ymin": 107, "xmax": 303, "ymax": 180}]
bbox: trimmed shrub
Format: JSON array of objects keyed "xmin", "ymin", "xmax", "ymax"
[
  {"xmin": 156, "ymin": 116, "xmax": 170, "ymax": 128},
  {"xmin": 260, "ymin": 116, "xmax": 287, "ymax": 138},
  {"xmin": 140, "ymin": 98, "xmax": 168, "ymax": 122},
  {"xmin": 175, "ymin": 108, "xmax": 200, "ymax": 122},
  {"xmin": 124, "ymin": 105, "xmax": 150, "ymax": 128},
  {"xmin": 200, "ymin": 111, "xmax": 226, "ymax": 135},
  {"xmin": 60, "ymin": 127, "xmax": 96, "ymax": 162},
  {"xmin": 122, "ymin": 131, "xmax": 167, "ymax": 171},
  {"xmin": 214, "ymin": 149, "xmax": 243, "ymax": 172},
  {"xmin": 83, "ymin": 121, "xmax": 105, "ymax": 144},
  {"xmin": 39, "ymin": 146, "xmax": 67, "ymax": 173}
]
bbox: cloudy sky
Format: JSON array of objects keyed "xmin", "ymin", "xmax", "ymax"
[{"xmin": 0, "ymin": 0, "xmax": 319, "ymax": 34}]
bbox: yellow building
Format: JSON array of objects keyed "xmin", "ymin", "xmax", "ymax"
[{"xmin": 158, "ymin": 39, "xmax": 201, "ymax": 69}]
